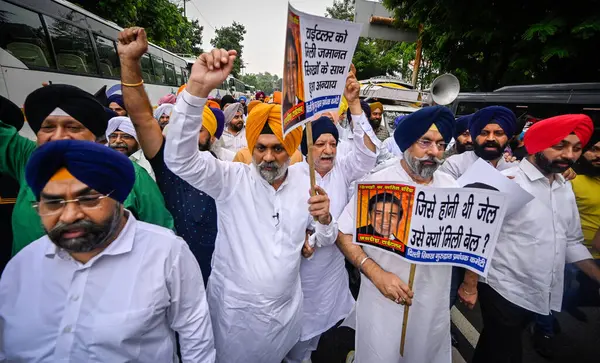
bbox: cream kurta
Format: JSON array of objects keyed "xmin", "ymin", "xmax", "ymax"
[
  {"xmin": 164, "ymin": 90, "xmax": 338, "ymax": 363},
  {"xmin": 338, "ymin": 161, "xmax": 457, "ymax": 363}
]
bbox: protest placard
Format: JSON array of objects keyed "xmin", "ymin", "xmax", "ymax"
[
  {"xmin": 354, "ymin": 182, "xmax": 507, "ymax": 277},
  {"xmin": 281, "ymin": 3, "xmax": 361, "ymax": 136}
]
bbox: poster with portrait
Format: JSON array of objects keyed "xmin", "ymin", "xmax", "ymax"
[
  {"xmin": 281, "ymin": 3, "xmax": 361, "ymax": 136},
  {"xmin": 354, "ymin": 182, "xmax": 508, "ymax": 277}
]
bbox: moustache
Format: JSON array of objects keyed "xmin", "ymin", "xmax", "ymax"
[
  {"xmin": 109, "ymin": 142, "xmax": 128, "ymax": 149},
  {"xmin": 48, "ymin": 219, "xmax": 98, "ymax": 241},
  {"xmin": 259, "ymin": 161, "xmax": 281, "ymax": 170},
  {"xmin": 480, "ymin": 141, "xmax": 502, "ymax": 150},
  {"xmin": 414, "ymin": 154, "xmax": 444, "ymax": 165},
  {"xmin": 551, "ymin": 158, "xmax": 575, "ymax": 167}
]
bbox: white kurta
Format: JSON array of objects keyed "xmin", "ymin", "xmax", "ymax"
[
  {"xmin": 0, "ymin": 214, "xmax": 215, "ymax": 363},
  {"xmin": 293, "ymin": 113, "xmax": 377, "ymax": 349},
  {"xmin": 220, "ymin": 127, "xmax": 247, "ymax": 153},
  {"xmin": 164, "ymin": 90, "xmax": 338, "ymax": 363},
  {"xmin": 130, "ymin": 148, "xmax": 156, "ymax": 180},
  {"xmin": 438, "ymin": 150, "xmax": 516, "ymax": 179},
  {"xmin": 338, "ymin": 161, "xmax": 457, "ymax": 363}
]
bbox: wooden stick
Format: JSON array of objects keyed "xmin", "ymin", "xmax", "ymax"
[
  {"xmin": 411, "ymin": 24, "xmax": 424, "ymax": 88},
  {"xmin": 400, "ymin": 263, "xmax": 417, "ymax": 356},
  {"xmin": 305, "ymin": 122, "xmax": 318, "ymax": 221}
]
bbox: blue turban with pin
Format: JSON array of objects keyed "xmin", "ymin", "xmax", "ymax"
[
  {"xmin": 301, "ymin": 116, "xmax": 339, "ymax": 155},
  {"xmin": 454, "ymin": 114, "xmax": 473, "ymax": 138},
  {"xmin": 469, "ymin": 106, "xmax": 517, "ymax": 140},
  {"xmin": 394, "ymin": 105, "xmax": 455, "ymax": 152},
  {"xmin": 26, "ymin": 139, "xmax": 135, "ymax": 203}
]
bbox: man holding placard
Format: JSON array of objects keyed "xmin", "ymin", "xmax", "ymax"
[{"xmin": 336, "ymin": 106, "xmax": 458, "ymax": 362}]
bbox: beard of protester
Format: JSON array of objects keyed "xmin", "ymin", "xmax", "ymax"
[
  {"xmin": 109, "ymin": 141, "xmax": 133, "ymax": 156},
  {"xmin": 253, "ymin": 158, "xmax": 291, "ymax": 184},
  {"xmin": 456, "ymin": 141, "xmax": 474, "ymax": 154},
  {"xmin": 473, "ymin": 139, "xmax": 506, "ymax": 161},
  {"xmin": 403, "ymin": 149, "xmax": 443, "ymax": 179},
  {"xmin": 46, "ymin": 205, "xmax": 123, "ymax": 253},
  {"xmin": 534, "ymin": 152, "xmax": 575, "ymax": 174},
  {"xmin": 230, "ymin": 120, "xmax": 244, "ymax": 133},
  {"xmin": 198, "ymin": 137, "xmax": 212, "ymax": 152},
  {"xmin": 574, "ymin": 154, "xmax": 600, "ymax": 177}
]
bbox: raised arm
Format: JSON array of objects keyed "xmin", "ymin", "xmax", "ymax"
[
  {"xmin": 164, "ymin": 49, "xmax": 242, "ymax": 201},
  {"xmin": 117, "ymin": 27, "xmax": 163, "ymax": 159}
]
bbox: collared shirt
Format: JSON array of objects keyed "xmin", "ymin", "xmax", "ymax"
[
  {"xmin": 129, "ymin": 148, "xmax": 155, "ymax": 181},
  {"xmin": 164, "ymin": 91, "xmax": 338, "ymax": 362},
  {"xmin": 571, "ymin": 174, "xmax": 600, "ymax": 259},
  {"xmin": 483, "ymin": 159, "xmax": 592, "ymax": 314},
  {"xmin": 220, "ymin": 127, "xmax": 247, "ymax": 154},
  {"xmin": 337, "ymin": 162, "xmax": 457, "ymax": 363},
  {"xmin": 0, "ymin": 214, "xmax": 215, "ymax": 362},
  {"xmin": 438, "ymin": 150, "xmax": 516, "ymax": 179},
  {"xmin": 382, "ymin": 136, "xmax": 402, "ymax": 157},
  {"xmin": 148, "ymin": 142, "xmax": 217, "ymax": 285},
  {"xmin": 0, "ymin": 122, "xmax": 174, "ymax": 256}
]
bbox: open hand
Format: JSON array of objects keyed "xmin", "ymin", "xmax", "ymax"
[
  {"xmin": 372, "ymin": 270, "xmax": 414, "ymax": 305},
  {"xmin": 117, "ymin": 27, "xmax": 148, "ymax": 61},
  {"xmin": 308, "ymin": 185, "xmax": 332, "ymax": 225},
  {"xmin": 188, "ymin": 49, "xmax": 237, "ymax": 98}
]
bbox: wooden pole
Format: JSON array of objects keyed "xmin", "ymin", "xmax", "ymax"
[
  {"xmin": 411, "ymin": 24, "xmax": 424, "ymax": 88},
  {"xmin": 400, "ymin": 263, "xmax": 417, "ymax": 356},
  {"xmin": 305, "ymin": 121, "xmax": 317, "ymax": 197}
]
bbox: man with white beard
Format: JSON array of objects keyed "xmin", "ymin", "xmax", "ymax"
[
  {"xmin": 285, "ymin": 67, "xmax": 377, "ymax": 363},
  {"xmin": 164, "ymin": 47, "xmax": 337, "ymax": 363},
  {"xmin": 337, "ymin": 105, "xmax": 458, "ymax": 362}
]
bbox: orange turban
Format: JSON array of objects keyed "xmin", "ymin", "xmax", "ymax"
[
  {"xmin": 272, "ymin": 91, "xmax": 282, "ymax": 105},
  {"xmin": 177, "ymin": 84, "xmax": 186, "ymax": 96},
  {"xmin": 524, "ymin": 114, "xmax": 594, "ymax": 154},
  {"xmin": 247, "ymin": 100, "xmax": 261, "ymax": 114},
  {"xmin": 369, "ymin": 101, "xmax": 383, "ymax": 112},
  {"xmin": 207, "ymin": 100, "xmax": 220, "ymax": 109},
  {"xmin": 246, "ymin": 103, "xmax": 302, "ymax": 156}
]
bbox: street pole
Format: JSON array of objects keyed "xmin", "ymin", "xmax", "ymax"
[{"xmin": 411, "ymin": 24, "xmax": 424, "ymax": 88}]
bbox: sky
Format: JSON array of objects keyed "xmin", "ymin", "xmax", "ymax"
[{"xmin": 184, "ymin": 0, "xmax": 335, "ymax": 77}]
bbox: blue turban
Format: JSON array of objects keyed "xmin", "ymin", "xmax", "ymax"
[
  {"xmin": 454, "ymin": 114, "xmax": 472, "ymax": 138},
  {"xmin": 394, "ymin": 115, "xmax": 406, "ymax": 129},
  {"xmin": 107, "ymin": 94, "xmax": 125, "ymax": 110},
  {"xmin": 346, "ymin": 100, "xmax": 371, "ymax": 122},
  {"xmin": 469, "ymin": 106, "xmax": 516, "ymax": 140},
  {"xmin": 26, "ymin": 140, "xmax": 135, "ymax": 203},
  {"xmin": 239, "ymin": 96, "xmax": 247, "ymax": 102},
  {"xmin": 394, "ymin": 105, "xmax": 455, "ymax": 152},
  {"xmin": 210, "ymin": 107, "xmax": 225, "ymax": 139},
  {"xmin": 301, "ymin": 116, "xmax": 339, "ymax": 155}
]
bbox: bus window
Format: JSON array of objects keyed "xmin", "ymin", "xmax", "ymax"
[
  {"xmin": 0, "ymin": 2, "xmax": 54, "ymax": 68},
  {"xmin": 164, "ymin": 62, "xmax": 176, "ymax": 86},
  {"xmin": 94, "ymin": 34, "xmax": 118, "ymax": 78},
  {"xmin": 150, "ymin": 55, "xmax": 165, "ymax": 84},
  {"xmin": 140, "ymin": 54, "xmax": 153, "ymax": 83},
  {"xmin": 175, "ymin": 66, "xmax": 183, "ymax": 86},
  {"xmin": 44, "ymin": 15, "xmax": 98, "ymax": 75}
]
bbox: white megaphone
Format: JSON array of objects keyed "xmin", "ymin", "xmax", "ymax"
[{"xmin": 427, "ymin": 73, "xmax": 460, "ymax": 106}]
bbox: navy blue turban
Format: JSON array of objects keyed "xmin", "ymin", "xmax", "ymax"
[
  {"xmin": 25, "ymin": 84, "xmax": 109, "ymax": 137},
  {"xmin": 469, "ymin": 106, "xmax": 517, "ymax": 140},
  {"xmin": 107, "ymin": 94, "xmax": 125, "ymax": 110},
  {"xmin": 454, "ymin": 114, "xmax": 472, "ymax": 138},
  {"xmin": 0, "ymin": 95, "xmax": 24, "ymax": 131},
  {"xmin": 394, "ymin": 105, "xmax": 455, "ymax": 152},
  {"xmin": 301, "ymin": 116, "xmax": 339, "ymax": 155},
  {"xmin": 347, "ymin": 100, "xmax": 371, "ymax": 121},
  {"xmin": 210, "ymin": 107, "xmax": 225, "ymax": 139},
  {"xmin": 26, "ymin": 140, "xmax": 135, "ymax": 203}
]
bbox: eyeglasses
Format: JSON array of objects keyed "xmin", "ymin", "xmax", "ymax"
[
  {"xmin": 415, "ymin": 139, "xmax": 447, "ymax": 151},
  {"xmin": 32, "ymin": 191, "xmax": 113, "ymax": 216}
]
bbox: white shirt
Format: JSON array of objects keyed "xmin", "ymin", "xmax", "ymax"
[
  {"xmin": 296, "ymin": 112, "xmax": 377, "ymax": 342},
  {"xmin": 0, "ymin": 213, "xmax": 215, "ymax": 363},
  {"xmin": 220, "ymin": 127, "xmax": 247, "ymax": 153},
  {"xmin": 129, "ymin": 149, "xmax": 156, "ymax": 180},
  {"xmin": 212, "ymin": 145, "xmax": 235, "ymax": 162},
  {"xmin": 164, "ymin": 91, "xmax": 338, "ymax": 363},
  {"xmin": 338, "ymin": 161, "xmax": 457, "ymax": 363},
  {"xmin": 382, "ymin": 136, "xmax": 402, "ymax": 157},
  {"xmin": 438, "ymin": 150, "xmax": 516, "ymax": 179},
  {"xmin": 483, "ymin": 159, "xmax": 592, "ymax": 315}
]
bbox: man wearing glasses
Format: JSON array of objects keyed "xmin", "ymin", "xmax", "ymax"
[
  {"xmin": 0, "ymin": 140, "xmax": 215, "ymax": 362},
  {"xmin": 336, "ymin": 106, "xmax": 458, "ymax": 363}
]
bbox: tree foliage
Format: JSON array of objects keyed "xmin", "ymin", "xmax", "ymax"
[
  {"xmin": 74, "ymin": 0, "xmax": 203, "ymax": 55},
  {"xmin": 383, "ymin": 0, "xmax": 600, "ymax": 91},
  {"xmin": 210, "ymin": 22, "xmax": 246, "ymax": 78},
  {"xmin": 240, "ymin": 72, "xmax": 282, "ymax": 95}
]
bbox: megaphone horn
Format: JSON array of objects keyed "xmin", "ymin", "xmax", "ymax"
[{"xmin": 429, "ymin": 74, "xmax": 460, "ymax": 106}]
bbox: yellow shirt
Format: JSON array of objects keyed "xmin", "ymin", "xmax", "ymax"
[{"xmin": 571, "ymin": 175, "xmax": 600, "ymax": 259}]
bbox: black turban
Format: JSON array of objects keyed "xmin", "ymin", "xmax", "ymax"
[
  {"xmin": 0, "ymin": 95, "xmax": 24, "ymax": 131},
  {"xmin": 26, "ymin": 139, "xmax": 135, "ymax": 203},
  {"xmin": 394, "ymin": 105, "xmax": 455, "ymax": 152},
  {"xmin": 220, "ymin": 95, "xmax": 236, "ymax": 110},
  {"xmin": 301, "ymin": 116, "xmax": 339, "ymax": 155},
  {"xmin": 24, "ymin": 84, "xmax": 108, "ymax": 137}
]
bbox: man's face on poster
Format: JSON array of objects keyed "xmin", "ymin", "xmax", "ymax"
[
  {"xmin": 284, "ymin": 38, "xmax": 298, "ymax": 106},
  {"xmin": 369, "ymin": 201, "xmax": 402, "ymax": 237}
]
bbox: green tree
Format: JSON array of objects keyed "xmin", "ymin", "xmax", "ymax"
[
  {"xmin": 241, "ymin": 72, "xmax": 282, "ymax": 95},
  {"xmin": 74, "ymin": 0, "xmax": 203, "ymax": 56},
  {"xmin": 384, "ymin": 0, "xmax": 600, "ymax": 91},
  {"xmin": 210, "ymin": 22, "xmax": 246, "ymax": 78}
]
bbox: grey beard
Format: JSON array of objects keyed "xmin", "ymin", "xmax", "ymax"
[
  {"xmin": 403, "ymin": 150, "xmax": 443, "ymax": 179},
  {"xmin": 253, "ymin": 158, "xmax": 290, "ymax": 184}
]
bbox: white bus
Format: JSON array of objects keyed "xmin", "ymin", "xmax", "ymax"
[{"xmin": 0, "ymin": 0, "xmax": 190, "ymax": 139}]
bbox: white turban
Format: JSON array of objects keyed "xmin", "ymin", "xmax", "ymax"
[
  {"xmin": 105, "ymin": 116, "xmax": 138, "ymax": 142},
  {"xmin": 223, "ymin": 102, "xmax": 244, "ymax": 125},
  {"xmin": 154, "ymin": 104, "xmax": 174, "ymax": 121}
]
